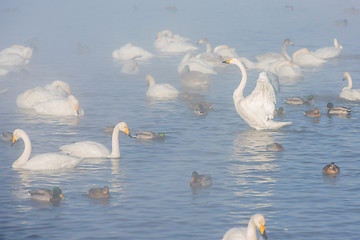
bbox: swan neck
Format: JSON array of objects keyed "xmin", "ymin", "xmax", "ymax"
[
  {"xmin": 281, "ymin": 42, "xmax": 291, "ymax": 61},
  {"xmin": 12, "ymin": 131, "xmax": 31, "ymax": 168},
  {"xmin": 110, "ymin": 125, "xmax": 120, "ymax": 157},
  {"xmin": 346, "ymin": 73, "xmax": 352, "ymax": 89},
  {"xmin": 233, "ymin": 60, "xmax": 247, "ymax": 100},
  {"xmin": 246, "ymin": 219, "xmax": 258, "ymax": 240}
]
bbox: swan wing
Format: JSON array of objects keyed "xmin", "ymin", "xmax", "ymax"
[
  {"xmin": 60, "ymin": 141, "xmax": 110, "ymax": 158},
  {"xmin": 23, "ymin": 153, "xmax": 82, "ymax": 170}
]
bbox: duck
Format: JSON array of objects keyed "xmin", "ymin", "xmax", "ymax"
[
  {"xmin": 314, "ymin": 38, "xmax": 343, "ymax": 59},
  {"xmin": 32, "ymin": 95, "xmax": 84, "ymax": 116},
  {"xmin": 339, "ymin": 72, "xmax": 360, "ymax": 101},
  {"xmin": 274, "ymin": 107, "xmax": 285, "ymax": 117},
  {"xmin": 60, "ymin": 122, "xmax": 131, "ymax": 158},
  {"xmin": 188, "ymin": 102, "xmax": 213, "ymax": 116},
  {"xmin": 304, "ymin": 108, "xmax": 321, "ymax": 117},
  {"xmin": 154, "ymin": 30, "xmax": 198, "ymax": 53},
  {"xmin": 190, "ymin": 171, "xmax": 212, "ymax": 188},
  {"xmin": 223, "ymin": 58, "xmax": 292, "ymax": 130},
  {"xmin": 222, "ymin": 214, "xmax": 267, "ymax": 240},
  {"xmin": 131, "ymin": 131, "xmax": 165, "ymax": 140},
  {"xmin": 28, "ymin": 187, "xmax": 65, "ymax": 202},
  {"xmin": 146, "ymin": 74, "xmax": 179, "ymax": 100},
  {"xmin": 16, "ymin": 80, "xmax": 71, "ymax": 109},
  {"xmin": 88, "ymin": 186, "xmax": 110, "ymax": 199},
  {"xmin": 322, "ymin": 162, "xmax": 340, "ymax": 176},
  {"xmin": 266, "ymin": 143, "xmax": 284, "ymax": 152},
  {"xmin": 325, "ymin": 103, "xmax": 351, "ymax": 116},
  {"xmin": 112, "ymin": 43, "xmax": 154, "ymax": 61},
  {"xmin": 11, "ymin": 129, "xmax": 82, "ymax": 170},
  {"xmin": 285, "ymin": 95, "xmax": 315, "ymax": 105}
]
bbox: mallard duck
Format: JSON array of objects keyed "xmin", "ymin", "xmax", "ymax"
[
  {"xmin": 304, "ymin": 108, "xmax": 321, "ymax": 117},
  {"xmin": 266, "ymin": 143, "xmax": 284, "ymax": 152},
  {"xmin": 28, "ymin": 187, "xmax": 64, "ymax": 202},
  {"xmin": 88, "ymin": 186, "xmax": 110, "ymax": 199},
  {"xmin": 190, "ymin": 171, "xmax": 212, "ymax": 188},
  {"xmin": 322, "ymin": 162, "xmax": 340, "ymax": 176},
  {"xmin": 274, "ymin": 107, "xmax": 285, "ymax": 117},
  {"xmin": 285, "ymin": 95, "xmax": 315, "ymax": 105},
  {"xmin": 131, "ymin": 131, "xmax": 165, "ymax": 140},
  {"xmin": 326, "ymin": 102, "xmax": 351, "ymax": 116}
]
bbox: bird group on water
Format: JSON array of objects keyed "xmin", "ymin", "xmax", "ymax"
[{"xmin": 1, "ymin": 28, "xmax": 353, "ymax": 239}]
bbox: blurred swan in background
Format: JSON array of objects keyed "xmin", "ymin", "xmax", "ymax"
[
  {"xmin": 222, "ymin": 213, "xmax": 267, "ymax": 240},
  {"xmin": 11, "ymin": 129, "xmax": 82, "ymax": 170},
  {"xmin": 60, "ymin": 122, "xmax": 130, "ymax": 158},
  {"xmin": 146, "ymin": 74, "xmax": 179, "ymax": 100},
  {"xmin": 255, "ymin": 38, "xmax": 294, "ymax": 62},
  {"xmin": 154, "ymin": 30, "xmax": 198, "ymax": 53},
  {"xmin": 112, "ymin": 43, "xmax": 154, "ymax": 61},
  {"xmin": 0, "ymin": 45, "xmax": 33, "ymax": 67},
  {"xmin": 178, "ymin": 52, "xmax": 217, "ymax": 75},
  {"xmin": 224, "ymin": 58, "xmax": 291, "ymax": 130},
  {"xmin": 291, "ymin": 48, "xmax": 326, "ymax": 67},
  {"xmin": 340, "ymin": 72, "xmax": 360, "ymax": 101},
  {"xmin": 213, "ymin": 44, "xmax": 239, "ymax": 59},
  {"xmin": 314, "ymin": 38, "xmax": 343, "ymax": 59},
  {"xmin": 32, "ymin": 95, "xmax": 84, "ymax": 116},
  {"xmin": 179, "ymin": 65, "xmax": 211, "ymax": 91},
  {"xmin": 121, "ymin": 57, "xmax": 139, "ymax": 74},
  {"xmin": 196, "ymin": 38, "xmax": 224, "ymax": 68},
  {"xmin": 17, "ymin": 80, "xmax": 70, "ymax": 109}
]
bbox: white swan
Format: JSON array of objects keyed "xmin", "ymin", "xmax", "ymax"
[
  {"xmin": 291, "ymin": 48, "xmax": 326, "ymax": 67},
  {"xmin": 178, "ymin": 52, "xmax": 217, "ymax": 75},
  {"xmin": 146, "ymin": 74, "xmax": 179, "ymax": 100},
  {"xmin": 0, "ymin": 45, "xmax": 33, "ymax": 67},
  {"xmin": 340, "ymin": 72, "xmax": 360, "ymax": 101},
  {"xmin": 154, "ymin": 30, "xmax": 198, "ymax": 53},
  {"xmin": 11, "ymin": 129, "xmax": 82, "ymax": 170},
  {"xmin": 255, "ymin": 38, "xmax": 294, "ymax": 62},
  {"xmin": 179, "ymin": 65, "xmax": 211, "ymax": 91},
  {"xmin": 224, "ymin": 58, "xmax": 292, "ymax": 130},
  {"xmin": 314, "ymin": 38, "xmax": 343, "ymax": 59},
  {"xmin": 213, "ymin": 45, "xmax": 239, "ymax": 59},
  {"xmin": 17, "ymin": 80, "xmax": 70, "ymax": 109},
  {"xmin": 196, "ymin": 38, "xmax": 224, "ymax": 68},
  {"xmin": 32, "ymin": 95, "xmax": 84, "ymax": 116},
  {"xmin": 222, "ymin": 214, "xmax": 268, "ymax": 240},
  {"xmin": 112, "ymin": 43, "xmax": 154, "ymax": 61},
  {"xmin": 60, "ymin": 122, "xmax": 130, "ymax": 158}
]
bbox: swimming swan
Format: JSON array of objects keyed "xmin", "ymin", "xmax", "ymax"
[
  {"xmin": 11, "ymin": 129, "xmax": 82, "ymax": 170},
  {"xmin": 255, "ymin": 38, "xmax": 294, "ymax": 62},
  {"xmin": 339, "ymin": 72, "xmax": 360, "ymax": 101},
  {"xmin": 222, "ymin": 213, "xmax": 268, "ymax": 240},
  {"xmin": 146, "ymin": 74, "xmax": 179, "ymax": 100},
  {"xmin": 112, "ymin": 43, "xmax": 154, "ymax": 61},
  {"xmin": 314, "ymin": 38, "xmax": 343, "ymax": 59},
  {"xmin": 60, "ymin": 122, "xmax": 130, "ymax": 158},
  {"xmin": 154, "ymin": 30, "xmax": 198, "ymax": 53},
  {"xmin": 292, "ymin": 48, "xmax": 326, "ymax": 67},
  {"xmin": 0, "ymin": 45, "xmax": 33, "ymax": 67},
  {"xmin": 224, "ymin": 58, "xmax": 291, "ymax": 130},
  {"xmin": 32, "ymin": 95, "xmax": 84, "ymax": 116},
  {"xmin": 178, "ymin": 52, "xmax": 217, "ymax": 75}
]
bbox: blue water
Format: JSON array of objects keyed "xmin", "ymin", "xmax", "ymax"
[{"xmin": 1, "ymin": 0, "xmax": 360, "ymax": 239}]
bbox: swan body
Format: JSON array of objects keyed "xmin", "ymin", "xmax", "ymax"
[
  {"xmin": 190, "ymin": 171, "xmax": 212, "ymax": 188},
  {"xmin": 146, "ymin": 74, "xmax": 179, "ymax": 100},
  {"xmin": 17, "ymin": 80, "xmax": 70, "ymax": 109},
  {"xmin": 213, "ymin": 45, "xmax": 239, "ymax": 59},
  {"xmin": 326, "ymin": 102, "xmax": 351, "ymax": 116},
  {"xmin": 178, "ymin": 52, "xmax": 217, "ymax": 75},
  {"xmin": 292, "ymin": 48, "xmax": 326, "ymax": 67},
  {"xmin": 323, "ymin": 162, "xmax": 340, "ymax": 176},
  {"xmin": 222, "ymin": 214, "xmax": 267, "ymax": 240},
  {"xmin": 179, "ymin": 65, "xmax": 211, "ymax": 90},
  {"xmin": 255, "ymin": 38, "xmax": 294, "ymax": 62},
  {"xmin": 304, "ymin": 108, "xmax": 321, "ymax": 117},
  {"xmin": 112, "ymin": 43, "xmax": 154, "ymax": 61},
  {"xmin": 340, "ymin": 72, "xmax": 360, "ymax": 101},
  {"xmin": 224, "ymin": 58, "xmax": 292, "ymax": 130},
  {"xmin": 314, "ymin": 38, "xmax": 343, "ymax": 59},
  {"xmin": 196, "ymin": 38, "xmax": 224, "ymax": 68},
  {"xmin": 88, "ymin": 186, "xmax": 110, "ymax": 199},
  {"xmin": 154, "ymin": 30, "xmax": 198, "ymax": 53},
  {"xmin": 60, "ymin": 122, "xmax": 130, "ymax": 158},
  {"xmin": 0, "ymin": 45, "xmax": 33, "ymax": 67},
  {"xmin": 32, "ymin": 95, "xmax": 84, "ymax": 116},
  {"xmin": 11, "ymin": 129, "xmax": 82, "ymax": 170},
  {"xmin": 29, "ymin": 187, "xmax": 64, "ymax": 202},
  {"xmin": 285, "ymin": 95, "xmax": 314, "ymax": 105}
]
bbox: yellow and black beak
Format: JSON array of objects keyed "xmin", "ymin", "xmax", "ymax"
[
  {"xmin": 11, "ymin": 135, "xmax": 16, "ymax": 147},
  {"xmin": 260, "ymin": 224, "xmax": 267, "ymax": 239},
  {"xmin": 222, "ymin": 59, "xmax": 232, "ymax": 64}
]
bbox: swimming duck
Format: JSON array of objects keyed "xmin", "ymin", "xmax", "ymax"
[
  {"xmin": 304, "ymin": 108, "xmax": 321, "ymax": 117},
  {"xmin": 274, "ymin": 107, "xmax": 285, "ymax": 117},
  {"xmin": 131, "ymin": 131, "xmax": 165, "ymax": 140},
  {"xmin": 322, "ymin": 162, "xmax": 340, "ymax": 176},
  {"xmin": 265, "ymin": 143, "xmax": 284, "ymax": 152},
  {"xmin": 190, "ymin": 171, "xmax": 212, "ymax": 188},
  {"xmin": 285, "ymin": 95, "xmax": 315, "ymax": 105},
  {"xmin": 88, "ymin": 186, "xmax": 110, "ymax": 199},
  {"xmin": 325, "ymin": 103, "xmax": 351, "ymax": 116},
  {"xmin": 28, "ymin": 187, "xmax": 64, "ymax": 202}
]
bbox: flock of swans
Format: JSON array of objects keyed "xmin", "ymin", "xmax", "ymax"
[{"xmin": 2, "ymin": 29, "xmax": 359, "ymax": 240}]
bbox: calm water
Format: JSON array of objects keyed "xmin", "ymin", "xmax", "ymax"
[{"xmin": 1, "ymin": 0, "xmax": 360, "ymax": 239}]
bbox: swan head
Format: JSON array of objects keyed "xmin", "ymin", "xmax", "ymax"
[
  {"xmin": 284, "ymin": 39, "xmax": 294, "ymax": 46},
  {"xmin": 251, "ymin": 214, "xmax": 267, "ymax": 239},
  {"xmin": 157, "ymin": 30, "xmax": 173, "ymax": 38},
  {"xmin": 52, "ymin": 80, "xmax": 71, "ymax": 95},
  {"xmin": 115, "ymin": 122, "xmax": 130, "ymax": 136},
  {"xmin": 68, "ymin": 95, "xmax": 80, "ymax": 115},
  {"xmin": 146, "ymin": 74, "xmax": 156, "ymax": 87},
  {"xmin": 343, "ymin": 72, "xmax": 350, "ymax": 81},
  {"xmin": 198, "ymin": 38, "xmax": 209, "ymax": 45},
  {"xmin": 11, "ymin": 129, "xmax": 23, "ymax": 146}
]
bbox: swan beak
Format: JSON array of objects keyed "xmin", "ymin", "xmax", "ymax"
[
  {"xmin": 260, "ymin": 224, "xmax": 267, "ymax": 239},
  {"xmin": 60, "ymin": 193, "xmax": 65, "ymax": 199},
  {"xmin": 75, "ymin": 105, "xmax": 79, "ymax": 115},
  {"xmin": 222, "ymin": 59, "xmax": 232, "ymax": 64},
  {"xmin": 125, "ymin": 128, "xmax": 130, "ymax": 136},
  {"xmin": 11, "ymin": 135, "xmax": 16, "ymax": 147}
]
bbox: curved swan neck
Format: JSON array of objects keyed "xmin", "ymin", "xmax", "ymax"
[
  {"xmin": 232, "ymin": 59, "xmax": 247, "ymax": 100},
  {"xmin": 281, "ymin": 41, "xmax": 292, "ymax": 61},
  {"xmin": 199, "ymin": 38, "xmax": 212, "ymax": 53},
  {"xmin": 110, "ymin": 125, "xmax": 120, "ymax": 158},
  {"xmin": 344, "ymin": 72, "xmax": 352, "ymax": 89},
  {"xmin": 246, "ymin": 219, "xmax": 258, "ymax": 240},
  {"xmin": 12, "ymin": 129, "xmax": 31, "ymax": 168},
  {"xmin": 146, "ymin": 75, "xmax": 155, "ymax": 87}
]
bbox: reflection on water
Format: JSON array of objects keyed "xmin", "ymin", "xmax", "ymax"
[{"xmin": 17, "ymin": 109, "xmax": 82, "ymax": 127}]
